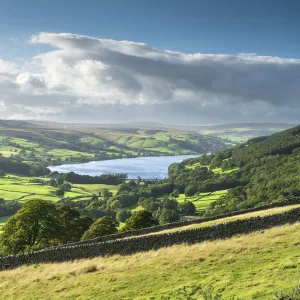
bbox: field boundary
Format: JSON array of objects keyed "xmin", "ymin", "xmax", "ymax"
[
  {"xmin": 1, "ymin": 207, "xmax": 299, "ymax": 270},
  {"xmin": 62, "ymin": 197, "xmax": 300, "ymax": 247}
]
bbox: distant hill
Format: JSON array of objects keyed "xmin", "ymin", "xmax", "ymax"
[
  {"xmin": 0, "ymin": 120, "xmax": 228, "ymax": 166},
  {"xmin": 32, "ymin": 120, "xmax": 296, "ymax": 143}
]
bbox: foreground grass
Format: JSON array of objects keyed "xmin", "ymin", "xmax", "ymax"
[{"xmin": 0, "ymin": 223, "xmax": 299, "ymax": 299}]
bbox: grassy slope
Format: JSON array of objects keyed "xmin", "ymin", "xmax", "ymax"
[
  {"xmin": 195, "ymin": 123, "xmax": 294, "ymax": 143},
  {"xmin": 177, "ymin": 189, "xmax": 229, "ymax": 212},
  {"xmin": 133, "ymin": 203, "xmax": 300, "ymax": 237},
  {"xmin": 0, "ymin": 175, "xmax": 119, "ymax": 228},
  {"xmin": 0, "ymin": 223, "xmax": 299, "ymax": 299},
  {"xmin": 0, "ymin": 121, "xmax": 229, "ymax": 163},
  {"xmin": 0, "ymin": 176, "xmax": 89, "ymax": 202}
]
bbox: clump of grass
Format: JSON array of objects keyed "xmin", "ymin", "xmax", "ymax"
[
  {"xmin": 274, "ymin": 285, "xmax": 300, "ymax": 299},
  {"xmin": 77, "ymin": 265, "xmax": 98, "ymax": 274}
]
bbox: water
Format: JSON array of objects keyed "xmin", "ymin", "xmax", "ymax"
[{"xmin": 49, "ymin": 155, "xmax": 198, "ymax": 179}]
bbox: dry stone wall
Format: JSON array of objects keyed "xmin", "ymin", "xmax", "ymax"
[
  {"xmin": 62, "ymin": 196, "xmax": 300, "ymax": 247},
  {"xmin": 1, "ymin": 207, "xmax": 299, "ymax": 271}
]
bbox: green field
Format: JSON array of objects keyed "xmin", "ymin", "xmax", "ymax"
[
  {"xmin": 177, "ymin": 189, "xmax": 228, "ymax": 212},
  {"xmin": 76, "ymin": 184, "xmax": 118, "ymax": 195},
  {"xmin": 0, "ymin": 176, "xmax": 120, "ymax": 228},
  {"xmin": 0, "ymin": 221, "xmax": 299, "ymax": 299},
  {"xmin": 185, "ymin": 162, "xmax": 239, "ymax": 175},
  {"xmin": 0, "ymin": 120, "xmax": 230, "ymax": 167},
  {"xmin": 0, "ymin": 176, "xmax": 86, "ymax": 202}
]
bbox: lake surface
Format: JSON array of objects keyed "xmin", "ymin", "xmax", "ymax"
[{"xmin": 49, "ymin": 155, "xmax": 198, "ymax": 179}]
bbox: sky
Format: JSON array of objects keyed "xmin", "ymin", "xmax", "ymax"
[{"xmin": 0, "ymin": 0, "xmax": 300, "ymax": 125}]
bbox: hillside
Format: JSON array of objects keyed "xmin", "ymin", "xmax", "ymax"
[
  {"xmin": 71, "ymin": 121, "xmax": 294, "ymax": 143},
  {"xmin": 0, "ymin": 120, "xmax": 228, "ymax": 166},
  {"xmin": 167, "ymin": 125, "xmax": 300, "ymax": 216},
  {"xmin": 0, "ymin": 222, "xmax": 299, "ymax": 299}
]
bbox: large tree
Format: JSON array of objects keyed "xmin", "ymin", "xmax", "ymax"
[
  {"xmin": 57, "ymin": 205, "xmax": 93, "ymax": 244},
  {"xmin": 81, "ymin": 216, "xmax": 119, "ymax": 240},
  {"xmin": 123, "ymin": 210, "xmax": 158, "ymax": 231},
  {"xmin": 178, "ymin": 201, "xmax": 196, "ymax": 215},
  {"xmin": 158, "ymin": 208, "xmax": 180, "ymax": 224},
  {"xmin": 0, "ymin": 199, "xmax": 61, "ymax": 254}
]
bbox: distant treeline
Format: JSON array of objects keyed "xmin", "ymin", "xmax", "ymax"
[
  {"xmin": 0, "ymin": 199, "xmax": 21, "ymax": 217},
  {"xmin": 0, "ymin": 156, "xmax": 49, "ymax": 176},
  {"xmin": 65, "ymin": 172, "xmax": 127, "ymax": 185}
]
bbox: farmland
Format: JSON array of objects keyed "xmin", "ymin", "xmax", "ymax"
[
  {"xmin": 177, "ymin": 189, "xmax": 228, "ymax": 212},
  {"xmin": 0, "ymin": 120, "xmax": 229, "ymax": 167}
]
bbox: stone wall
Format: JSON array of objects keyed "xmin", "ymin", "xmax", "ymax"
[
  {"xmin": 1, "ymin": 207, "xmax": 299, "ymax": 271},
  {"xmin": 61, "ymin": 196, "xmax": 300, "ymax": 247}
]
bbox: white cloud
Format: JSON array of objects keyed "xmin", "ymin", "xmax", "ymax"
[{"xmin": 0, "ymin": 32, "xmax": 299, "ymax": 124}]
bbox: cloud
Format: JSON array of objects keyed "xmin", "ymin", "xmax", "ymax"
[{"xmin": 0, "ymin": 32, "xmax": 300, "ymax": 124}]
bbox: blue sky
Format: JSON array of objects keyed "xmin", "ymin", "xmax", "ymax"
[
  {"xmin": 1, "ymin": 0, "xmax": 300, "ymax": 59},
  {"xmin": 0, "ymin": 0, "xmax": 300, "ymax": 124}
]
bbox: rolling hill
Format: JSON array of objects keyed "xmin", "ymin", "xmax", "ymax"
[{"xmin": 0, "ymin": 120, "xmax": 229, "ymax": 167}]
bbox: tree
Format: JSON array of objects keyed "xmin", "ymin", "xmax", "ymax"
[
  {"xmin": 137, "ymin": 176, "xmax": 142, "ymax": 185},
  {"xmin": 81, "ymin": 216, "xmax": 119, "ymax": 240},
  {"xmin": 0, "ymin": 199, "xmax": 61, "ymax": 254},
  {"xmin": 61, "ymin": 182, "xmax": 72, "ymax": 191},
  {"xmin": 158, "ymin": 208, "xmax": 180, "ymax": 224},
  {"xmin": 57, "ymin": 205, "xmax": 93, "ymax": 243},
  {"xmin": 56, "ymin": 189, "xmax": 65, "ymax": 198},
  {"xmin": 116, "ymin": 209, "xmax": 132, "ymax": 222},
  {"xmin": 185, "ymin": 185, "xmax": 198, "ymax": 197},
  {"xmin": 221, "ymin": 160, "xmax": 229, "ymax": 172},
  {"xmin": 110, "ymin": 199, "xmax": 122, "ymax": 211},
  {"xmin": 178, "ymin": 201, "xmax": 196, "ymax": 215},
  {"xmin": 0, "ymin": 170, "xmax": 6, "ymax": 177},
  {"xmin": 123, "ymin": 210, "xmax": 158, "ymax": 231},
  {"xmin": 170, "ymin": 189, "xmax": 179, "ymax": 199},
  {"xmin": 162, "ymin": 198, "xmax": 178, "ymax": 210},
  {"xmin": 49, "ymin": 178, "xmax": 57, "ymax": 187},
  {"xmin": 100, "ymin": 188, "xmax": 113, "ymax": 198},
  {"xmin": 56, "ymin": 176, "xmax": 65, "ymax": 186}
]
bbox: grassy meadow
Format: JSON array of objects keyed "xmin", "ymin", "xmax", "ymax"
[
  {"xmin": 0, "ymin": 120, "xmax": 229, "ymax": 166},
  {"xmin": 0, "ymin": 222, "xmax": 299, "ymax": 299},
  {"xmin": 130, "ymin": 203, "xmax": 300, "ymax": 238},
  {"xmin": 177, "ymin": 189, "xmax": 228, "ymax": 212},
  {"xmin": 0, "ymin": 175, "xmax": 119, "ymax": 229}
]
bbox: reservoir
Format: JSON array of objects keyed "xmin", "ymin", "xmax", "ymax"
[{"xmin": 49, "ymin": 155, "xmax": 198, "ymax": 179}]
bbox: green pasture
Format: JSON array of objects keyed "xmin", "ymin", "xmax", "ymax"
[
  {"xmin": 177, "ymin": 189, "xmax": 228, "ymax": 212},
  {"xmin": 0, "ymin": 176, "xmax": 93, "ymax": 202},
  {"xmin": 46, "ymin": 149, "xmax": 93, "ymax": 158},
  {"xmin": 76, "ymin": 184, "xmax": 118, "ymax": 195}
]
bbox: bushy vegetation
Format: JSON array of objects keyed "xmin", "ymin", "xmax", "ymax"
[
  {"xmin": 65, "ymin": 172, "xmax": 127, "ymax": 185},
  {"xmin": 167, "ymin": 125, "xmax": 300, "ymax": 216},
  {"xmin": 0, "ymin": 200, "xmax": 93, "ymax": 254}
]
